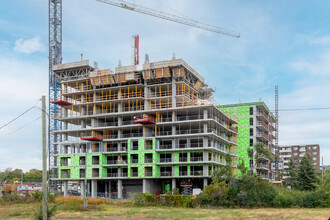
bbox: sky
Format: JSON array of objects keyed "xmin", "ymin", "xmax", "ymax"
[{"xmin": 0, "ymin": 0, "xmax": 329, "ymax": 171}]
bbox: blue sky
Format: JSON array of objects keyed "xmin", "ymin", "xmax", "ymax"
[{"xmin": 0, "ymin": 0, "xmax": 329, "ymax": 171}]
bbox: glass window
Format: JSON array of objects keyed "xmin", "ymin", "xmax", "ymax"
[
  {"xmin": 249, "ymin": 117, "xmax": 253, "ymax": 126},
  {"xmin": 250, "ymin": 107, "xmax": 253, "ymax": 115}
]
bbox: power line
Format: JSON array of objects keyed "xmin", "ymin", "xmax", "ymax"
[
  {"xmin": 273, "ymin": 107, "xmax": 330, "ymax": 112},
  {"xmin": 0, "ymin": 99, "xmax": 40, "ymax": 131},
  {"xmin": 0, "ymin": 116, "xmax": 42, "ymax": 140},
  {"xmin": 7, "ymin": 117, "xmax": 42, "ymax": 135}
]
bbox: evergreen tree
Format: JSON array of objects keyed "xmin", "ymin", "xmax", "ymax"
[
  {"xmin": 297, "ymin": 154, "xmax": 318, "ymax": 191},
  {"xmin": 285, "ymin": 157, "xmax": 298, "ymax": 189}
]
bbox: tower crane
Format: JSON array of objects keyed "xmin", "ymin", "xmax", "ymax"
[
  {"xmin": 48, "ymin": 0, "xmax": 240, "ymax": 189},
  {"xmin": 95, "ymin": 0, "xmax": 240, "ymax": 38}
]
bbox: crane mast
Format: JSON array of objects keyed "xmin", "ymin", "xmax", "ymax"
[
  {"xmin": 95, "ymin": 0, "xmax": 240, "ymax": 38},
  {"xmin": 49, "ymin": 0, "xmax": 62, "ymax": 190}
]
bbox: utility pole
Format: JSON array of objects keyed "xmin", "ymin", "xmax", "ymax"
[
  {"xmin": 42, "ymin": 95, "xmax": 48, "ymax": 220},
  {"xmin": 83, "ymin": 149, "xmax": 88, "ymax": 208}
]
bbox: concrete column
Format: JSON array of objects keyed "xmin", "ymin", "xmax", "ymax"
[
  {"xmin": 80, "ymin": 181, "xmax": 85, "ymax": 198},
  {"xmin": 63, "ymin": 181, "xmax": 68, "ymax": 196},
  {"xmin": 203, "ymin": 164, "xmax": 208, "ymax": 176},
  {"xmin": 203, "ymin": 109, "xmax": 208, "ymax": 119},
  {"xmin": 87, "ymin": 181, "xmax": 91, "ymax": 197},
  {"xmin": 172, "ymin": 178, "xmax": 176, "ymax": 191},
  {"xmin": 118, "ymin": 180, "xmax": 123, "ymax": 199},
  {"xmin": 118, "ymin": 168, "xmax": 122, "ymax": 177},
  {"xmin": 144, "ymin": 80, "xmax": 149, "ymax": 110},
  {"xmin": 171, "ymin": 77, "xmax": 176, "ymax": 108},
  {"xmin": 203, "ymin": 151, "xmax": 208, "ymax": 162},
  {"xmin": 203, "ymin": 122, "xmax": 208, "ymax": 133},
  {"xmin": 172, "ymin": 125, "xmax": 176, "ymax": 135},
  {"xmin": 143, "ymin": 179, "xmax": 147, "ymax": 193},
  {"xmin": 203, "ymin": 137, "xmax": 208, "ymax": 148},
  {"xmin": 105, "ymin": 182, "xmax": 108, "ymax": 198},
  {"xmin": 203, "ymin": 178, "xmax": 208, "ymax": 189},
  {"xmin": 91, "ymin": 180, "xmax": 97, "ymax": 198},
  {"xmin": 118, "ymin": 116, "xmax": 123, "ymax": 126},
  {"xmin": 118, "ymin": 129, "xmax": 122, "ymax": 139}
]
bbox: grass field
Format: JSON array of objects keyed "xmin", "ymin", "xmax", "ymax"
[{"xmin": 0, "ymin": 201, "xmax": 329, "ymax": 219}]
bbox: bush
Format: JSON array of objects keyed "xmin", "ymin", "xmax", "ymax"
[
  {"xmin": 164, "ymin": 193, "xmax": 193, "ymax": 208},
  {"xmin": 273, "ymin": 193, "xmax": 295, "ymax": 208},
  {"xmin": 196, "ymin": 181, "xmax": 228, "ymax": 207},
  {"xmin": 31, "ymin": 191, "xmax": 43, "ymax": 201},
  {"xmin": 299, "ymin": 191, "xmax": 322, "ymax": 208},
  {"xmin": 132, "ymin": 192, "xmax": 154, "ymax": 206},
  {"xmin": 132, "ymin": 192, "xmax": 193, "ymax": 208},
  {"xmin": 34, "ymin": 203, "xmax": 58, "ymax": 220}
]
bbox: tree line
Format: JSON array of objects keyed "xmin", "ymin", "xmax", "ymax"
[{"xmin": 0, "ymin": 168, "xmax": 42, "ymax": 183}]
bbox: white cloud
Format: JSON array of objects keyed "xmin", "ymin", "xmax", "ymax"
[
  {"xmin": 13, "ymin": 36, "xmax": 45, "ymax": 54},
  {"xmin": 290, "ymin": 51, "xmax": 330, "ymax": 75}
]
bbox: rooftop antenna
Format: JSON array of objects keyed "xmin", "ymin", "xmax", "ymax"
[
  {"xmin": 81, "ymin": 53, "xmax": 83, "ymax": 61},
  {"xmin": 172, "ymin": 52, "xmax": 176, "ymax": 60},
  {"xmin": 94, "ymin": 61, "xmax": 99, "ymax": 69},
  {"xmin": 118, "ymin": 60, "xmax": 122, "ymax": 67},
  {"xmin": 145, "ymin": 53, "xmax": 149, "ymax": 64}
]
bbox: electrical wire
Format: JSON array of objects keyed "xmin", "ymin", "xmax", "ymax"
[
  {"xmin": 6, "ymin": 117, "xmax": 41, "ymax": 135},
  {"xmin": 0, "ymin": 99, "xmax": 40, "ymax": 131},
  {"xmin": 0, "ymin": 116, "xmax": 42, "ymax": 140}
]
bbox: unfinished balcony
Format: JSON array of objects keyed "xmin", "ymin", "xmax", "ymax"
[
  {"xmin": 256, "ymin": 130, "xmax": 269, "ymax": 142},
  {"xmin": 256, "ymin": 120, "xmax": 269, "ymax": 132},
  {"xmin": 256, "ymin": 109, "xmax": 269, "ymax": 123}
]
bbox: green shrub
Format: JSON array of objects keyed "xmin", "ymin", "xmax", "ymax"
[
  {"xmin": 32, "ymin": 191, "xmax": 43, "ymax": 201},
  {"xmin": 299, "ymin": 191, "xmax": 322, "ymax": 208},
  {"xmin": 164, "ymin": 194, "xmax": 193, "ymax": 208},
  {"xmin": 273, "ymin": 193, "xmax": 295, "ymax": 208},
  {"xmin": 132, "ymin": 192, "xmax": 154, "ymax": 206},
  {"xmin": 196, "ymin": 180, "xmax": 229, "ymax": 207},
  {"xmin": 34, "ymin": 203, "xmax": 58, "ymax": 220}
]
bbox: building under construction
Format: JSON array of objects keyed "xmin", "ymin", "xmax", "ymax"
[
  {"xmin": 51, "ymin": 58, "xmax": 238, "ymax": 198},
  {"xmin": 220, "ymin": 102, "xmax": 277, "ymax": 180}
]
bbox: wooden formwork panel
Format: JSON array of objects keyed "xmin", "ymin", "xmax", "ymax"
[
  {"xmin": 173, "ymin": 67, "xmax": 185, "ymax": 77},
  {"xmin": 155, "ymin": 68, "xmax": 163, "ymax": 78},
  {"xmin": 155, "ymin": 67, "xmax": 171, "ymax": 78},
  {"xmin": 143, "ymin": 70, "xmax": 152, "ymax": 80},
  {"xmin": 125, "ymin": 72, "xmax": 136, "ymax": 81},
  {"xmin": 119, "ymin": 73, "xmax": 127, "ymax": 83},
  {"xmin": 193, "ymin": 80, "xmax": 203, "ymax": 90},
  {"xmin": 163, "ymin": 67, "xmax": 171, "ymax": 77}
]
